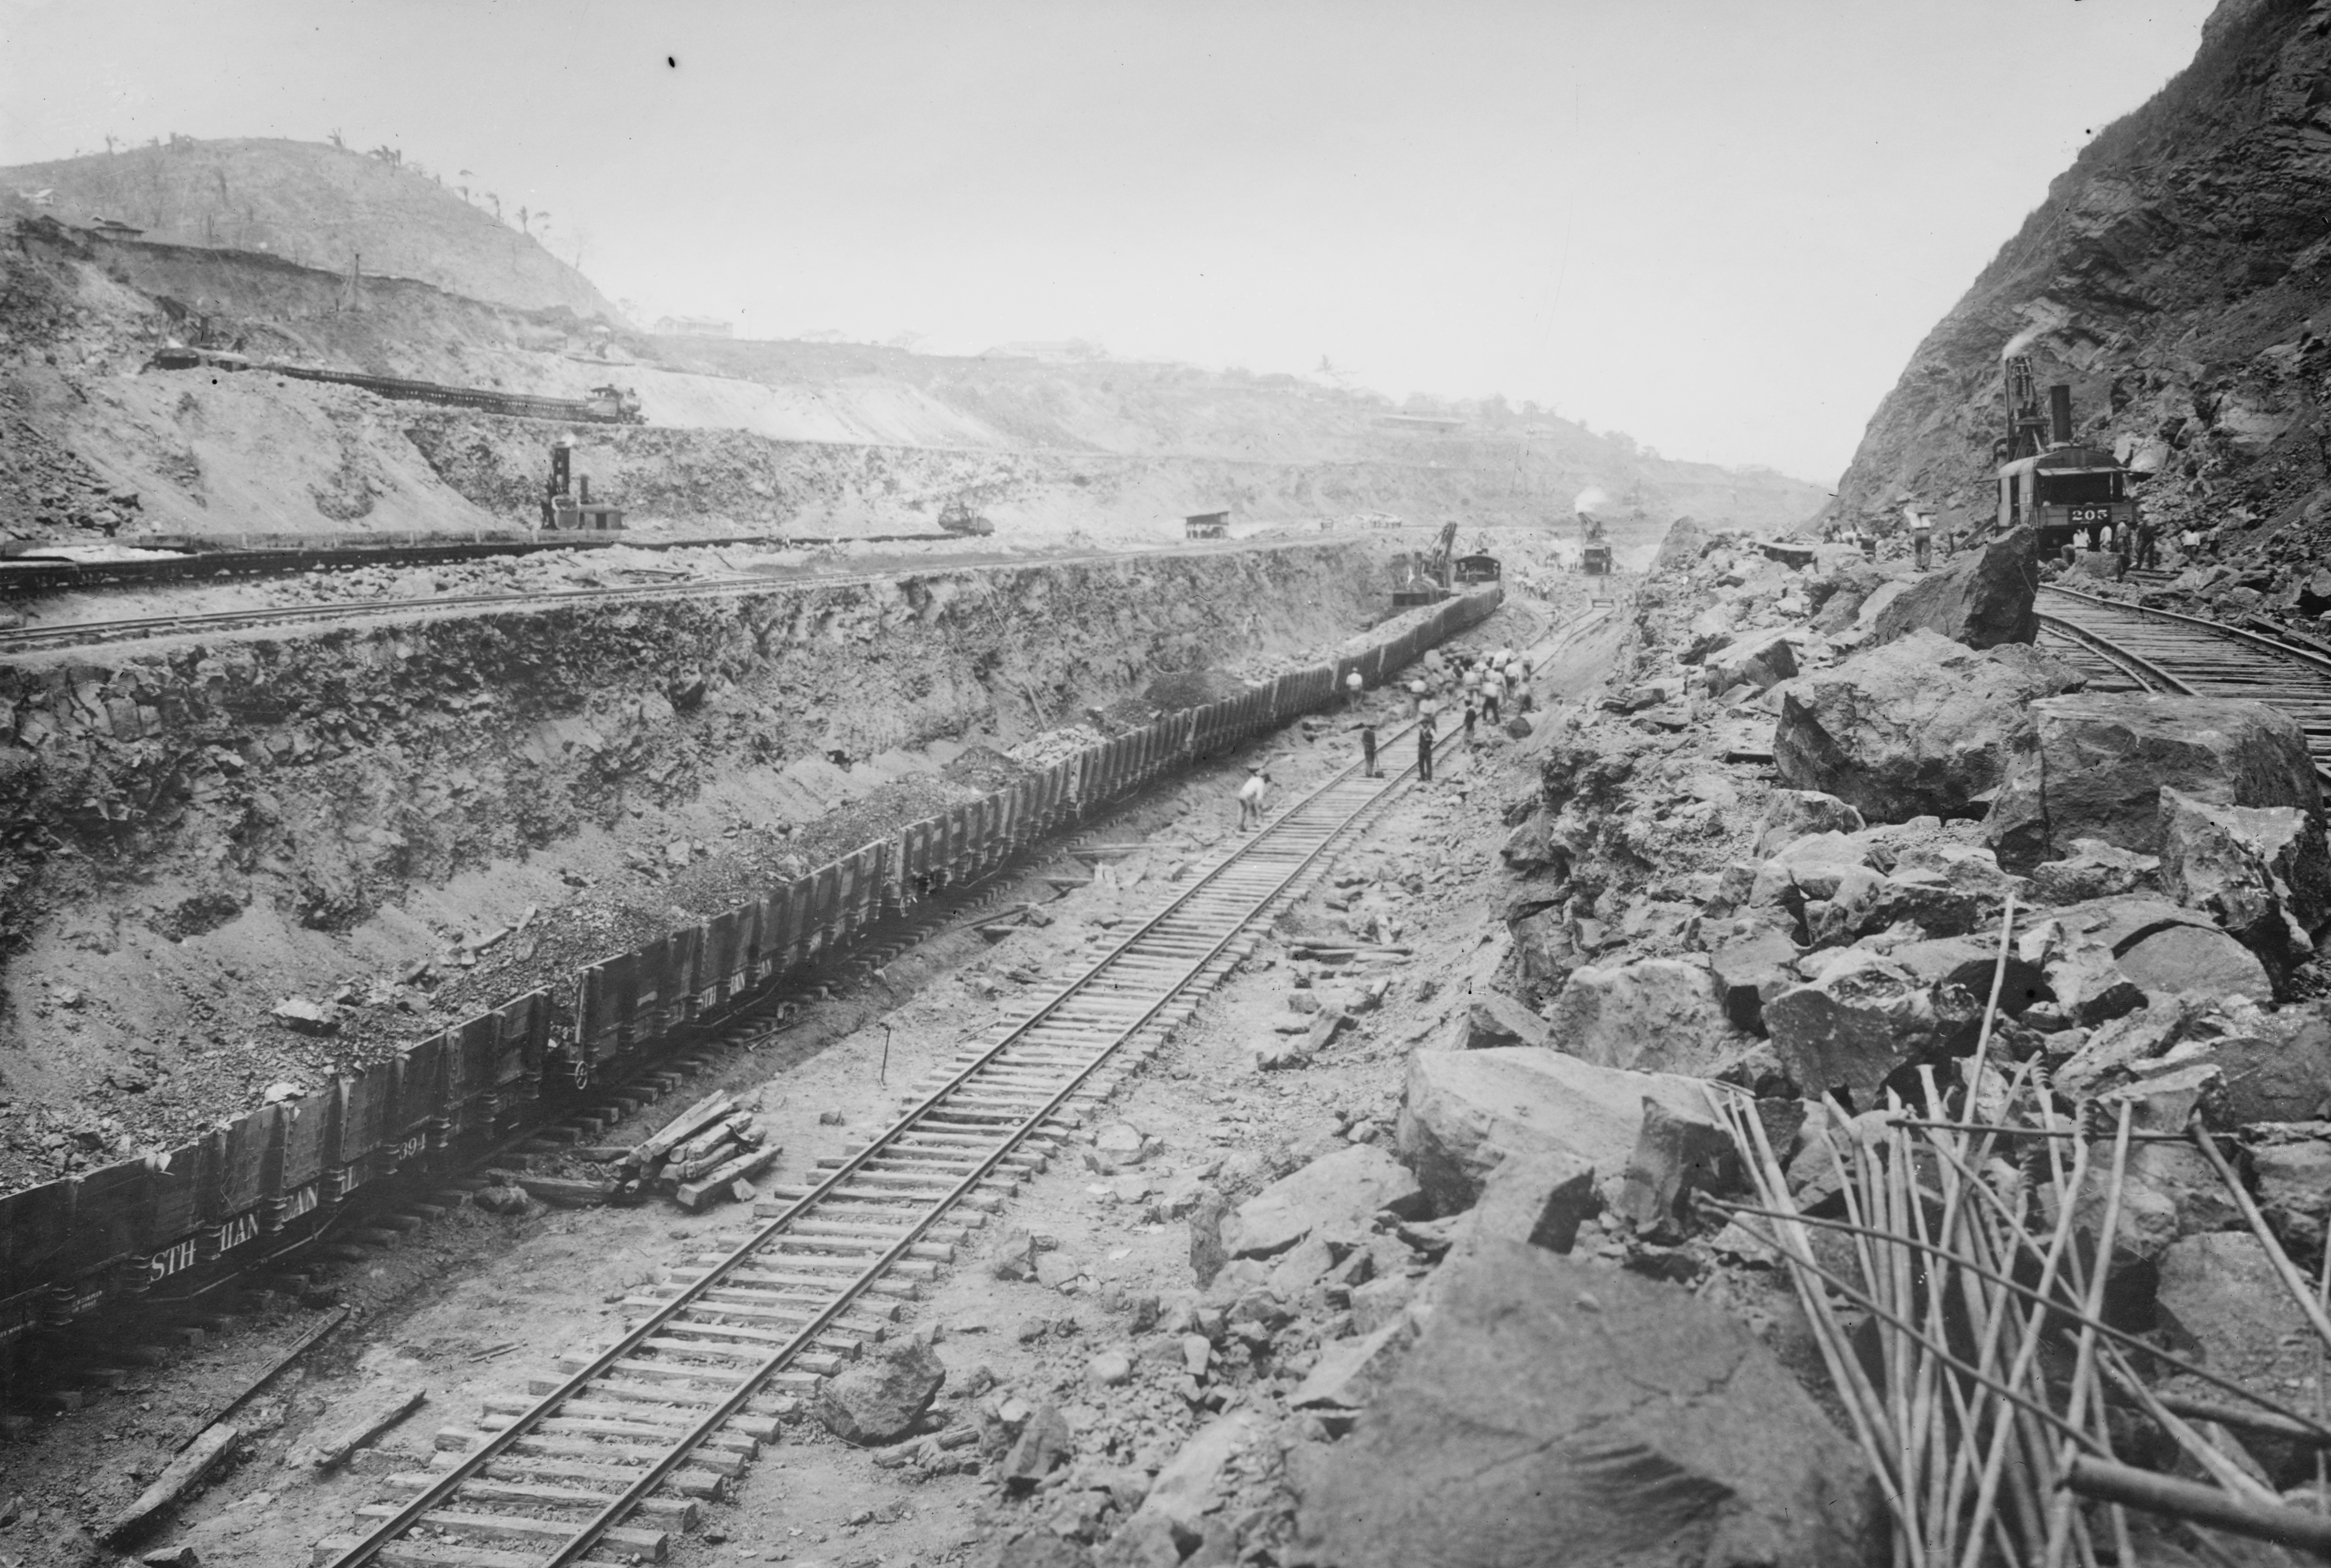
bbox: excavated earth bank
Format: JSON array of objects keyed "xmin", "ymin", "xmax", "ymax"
[{"xmin": 0, "ymin": 540, "xmax": 1405, "ymax": 1189}]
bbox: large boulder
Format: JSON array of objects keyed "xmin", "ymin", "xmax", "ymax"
[
  {"xmin": 1394, "ymin": 1047, "xmax": 1720, "ymax": 1215},
  {"xmin": 1703, "ymin": 627, "xmax": 1798, "ymax": 695},
  {"xmin": 1708, "ymin": 926, "xmax": 1805, "ymax": 1033},
  {"xmin": 1455, "ymin": 990, "xmax": 1552, "ymax": 1050},
  {"xmin": 1773, "ymin": 630, "xmax": 2083, "ymax": 822},
  {"xmin": 816, "ymin": 1336, "xmax": 947, "ymax": 1444},
  {"xmin": 1809, "ymin": 867, "xmax": 1985, "ymax": 947},
  {"xmin": 2254, "ymin": 1127, "xmax": 2331, "ymax": 1259},
  {"xmin": 1752, "ymin": 788, "xmax": 1866, "ymax": 858},
  {"xmin": 1222, "ymin": 1144, "xmax": 1424, "ymax": 1259},
  {"xmin": 2156, "ymin": 1233, "xmax": 2319, "ymax": 1392},
  {"xmin": 1762, "ymin": 947, "xmax": 1978, "ymax": 1105},
  {"xmin": 2073, "ymin": 1141, "xmax": 2240, "ymax": 1271},
  {"xmin": 1988, "ymin": 693, "xmax": 2321, "ymax": 873},
  {"xmin": 2029, "ymin": 837, "xmax": 2159, "ymax": 904},
  {"xmin": 2158, "ymin": 787, "xmax": 2331, "ymax": 980},
  {"xmin": 1809, "ymin": 560, "xmax": 1888, "ymax": 633},
  {"xmin": 1460, "ymin": 1147, "xmax": 1600, "ymax": 1254},
  {"xmin": 1544, "ymin": 957, "xmax": 1740, "ymax": 1074},
  {"xmin": 2054, "ymin": 992, "xmax": 2331, "ymax": 1126},
  {"xmin": 2116, "ymin": 919, "xmax": 2275, "ymax": 1003},
  {"xmin": 2020, "ymin": 898, "xmax": 2270, "ymax": 1027},
  {"xmin": 1869, "ymin": 526, "xmax": 2042, "ymax": 649},
  {"xmin": 1293, "ymin": 1243, "xmax": 1879, "ymax": 1568}
]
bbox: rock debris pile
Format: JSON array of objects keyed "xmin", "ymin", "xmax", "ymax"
[{"xmin": 937, "ymin": 532, "xmax": 2331, "ymax": 1567}]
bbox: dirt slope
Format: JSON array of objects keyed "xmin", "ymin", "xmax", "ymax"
[
  {"xmin": 1834, "ymin": 0, "xmax": 2331, "ymax": 556},
  {"xmin": 0, "ymin": 138, "xmax": 614, "ymax": 317},
  {"xmin": 0, "ymin": 135, "xmax": 1827, "ymax": 545}
]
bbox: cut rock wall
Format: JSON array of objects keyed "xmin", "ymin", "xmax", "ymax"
[{"xmin": 0, "ymin": 542, "xmax": 1385, "ymax": 1185}]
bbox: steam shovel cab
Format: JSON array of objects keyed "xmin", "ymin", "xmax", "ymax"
[
  {"xmin": 1993, "ymin": 359, "xmax": 2136, "ymax": 554},
  {"xmin": 1997, "ymin": 447, "xmax": 2134, "ymax": 555}
]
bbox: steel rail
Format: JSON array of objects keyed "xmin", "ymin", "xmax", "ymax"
[
  {"xmin": 2044, "ymin": 583, "xmax": 2331, "ymax": 682},
  {"xmin": 320, "ymin": 601, "xmax": 1601, "ymax": 1568},
  {"xmin": 2037, "ymin": 584, "xmax": 2331, "ymax": 786},
  {"xmin": 323, "ymin": 738, "xmax": 1397, "ymax": 1568},
  {"xmin": 2035, "ymin": 614, "xmax": 2195, "ymax": 695}
]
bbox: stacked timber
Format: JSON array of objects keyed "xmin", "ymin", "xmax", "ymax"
[{"xmin": 611, "ymin": 1092, "xmax": 781, "ymax": 1210}]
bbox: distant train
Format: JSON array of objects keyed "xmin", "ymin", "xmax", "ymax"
[{"xmin": 147, "ymin": 347, "xmax": 646, "ymax": 424}]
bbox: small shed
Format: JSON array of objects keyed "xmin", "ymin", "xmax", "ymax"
[{"xmin": 1184, "ymin": 511, "xmax": 1230, "ymax": 539}]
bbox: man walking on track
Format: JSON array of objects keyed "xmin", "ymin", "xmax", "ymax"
[
  {"xmin": 1416, "ymin": 713, "xmax": 1437, "ymax": 782},
  {"xmin": 1359, "ymin": 721, "xmax": 1378, "ymax": 778},
  {"xmin": 1236, "ymin": 769, "xmax": 1270, "ymax": 832}
]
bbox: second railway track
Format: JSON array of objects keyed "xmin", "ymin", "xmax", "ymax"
[
  {"xmin": 309, "ymin": 604, "xmax": 1608, "ymax": 1568},
  {"xmin": 2039, "ymin": 583, "xmax": 2331, "ymax": 782}
]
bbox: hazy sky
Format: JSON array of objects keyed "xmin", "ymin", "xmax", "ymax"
[{"xmin": 2, "ymin": 0, "xmax": 2217, "ymax": 484}]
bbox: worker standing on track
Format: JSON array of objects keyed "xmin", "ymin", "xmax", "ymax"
[
  {"xmin": 1236, "ymin": 768, "xmax": 1271, "ymax": 833},
  {"xmin": 1480, "ymin": 673, "xmax": 1501, "ymax": 725},
  {"xmin": 1406, "ymin": 676, "xmax": 1428, "ymax": 716},
  {"xmin": 1909, "ymin": 509, "xmax": 1933, "ymax": 572},
  {"xmin": 2136, "ymin": 517, "xmax": 2161, "ymax": 571},
  {"xmin": 1359, "ymin": 720, "xmax": 1378, "ymax": 778},
  {"xmin": 1416, "ymin": 712, "xmax": 1437, "ymax": 782},
  {"xmin": 1461, "ymin": 695, "xmax": 1481, "ymax": 750}
]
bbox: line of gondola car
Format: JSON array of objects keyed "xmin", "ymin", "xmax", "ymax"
[{"xmin": 0, "ymin": 588, "xmax": 1501, "ymax": 1347}]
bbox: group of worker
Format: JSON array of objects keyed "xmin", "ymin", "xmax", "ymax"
[
  {"xmin": 1232, "ymin": 644, "xmax": 1531, "ymax": 831},
  {"xmin": 1835, "ymin": 503, "xmax": 2203, "ymax": 582},
  {"xmin": 2064, "ymin": 516, "xmax": 2164, "ymax": 577}
]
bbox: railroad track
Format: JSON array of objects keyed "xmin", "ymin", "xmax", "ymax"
[
  {"xmin": 308, "ymin": 604, "xmax": 1603, "ymax": 1568},
  {"xmin": 2038, "ymin": 584, "xmax": 2331, "ymax": 782}
]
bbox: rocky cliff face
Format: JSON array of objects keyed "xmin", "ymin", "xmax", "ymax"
[{"xmin": 1836, "ymin": 0, "xmax": 2331, "ymax": 565}]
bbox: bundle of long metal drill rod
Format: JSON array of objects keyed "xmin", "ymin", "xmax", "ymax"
[{"xmin": 1704, "ymin": 901, "xmax": 2331, "ymax": 1566}]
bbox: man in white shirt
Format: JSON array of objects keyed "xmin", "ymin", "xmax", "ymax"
[{"xmin": 1236, "ymin": 770, "xmax": 1271, "ymax": 832}]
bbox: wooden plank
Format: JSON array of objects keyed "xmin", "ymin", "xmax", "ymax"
[
  {"xmin": 289, "ymin": 1385, "xmax": 427, "ymax": 1469},
  {"xmin": 675, "ymin": 1146, "xmax": 779, "ymax": 1211},
  {"xmin": 102, "ymin": 1421, "xmax": 239, "ymax": 1542},
  {"xmin": 629, "ymin": 1091, "xmax": 734, "ymax": 1165},
  {"xmin": 179, "ymin": 1308, "xmax": 349, "ymax": 1448}
]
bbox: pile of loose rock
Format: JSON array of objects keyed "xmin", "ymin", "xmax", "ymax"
[{"xmin": 919, "ymin": 526, "xmax": 2331, "ymax": 1567}]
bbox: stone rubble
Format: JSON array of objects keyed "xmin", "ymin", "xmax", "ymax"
[{"xmin": 951, "ymin": 531, "xmax": 2331, "ymax": 1568}]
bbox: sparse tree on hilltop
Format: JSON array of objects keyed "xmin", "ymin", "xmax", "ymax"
[
  {"xmin": 328, "ymin": 129, "xmax": 345, "ymax": 149},
  {"xmin": 485, "ymin": 192, "xmax": 500, "ymax": 219},
  {"xmin": 103, "ymin": 134, "xmax": 118, "ymax": 155}
]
